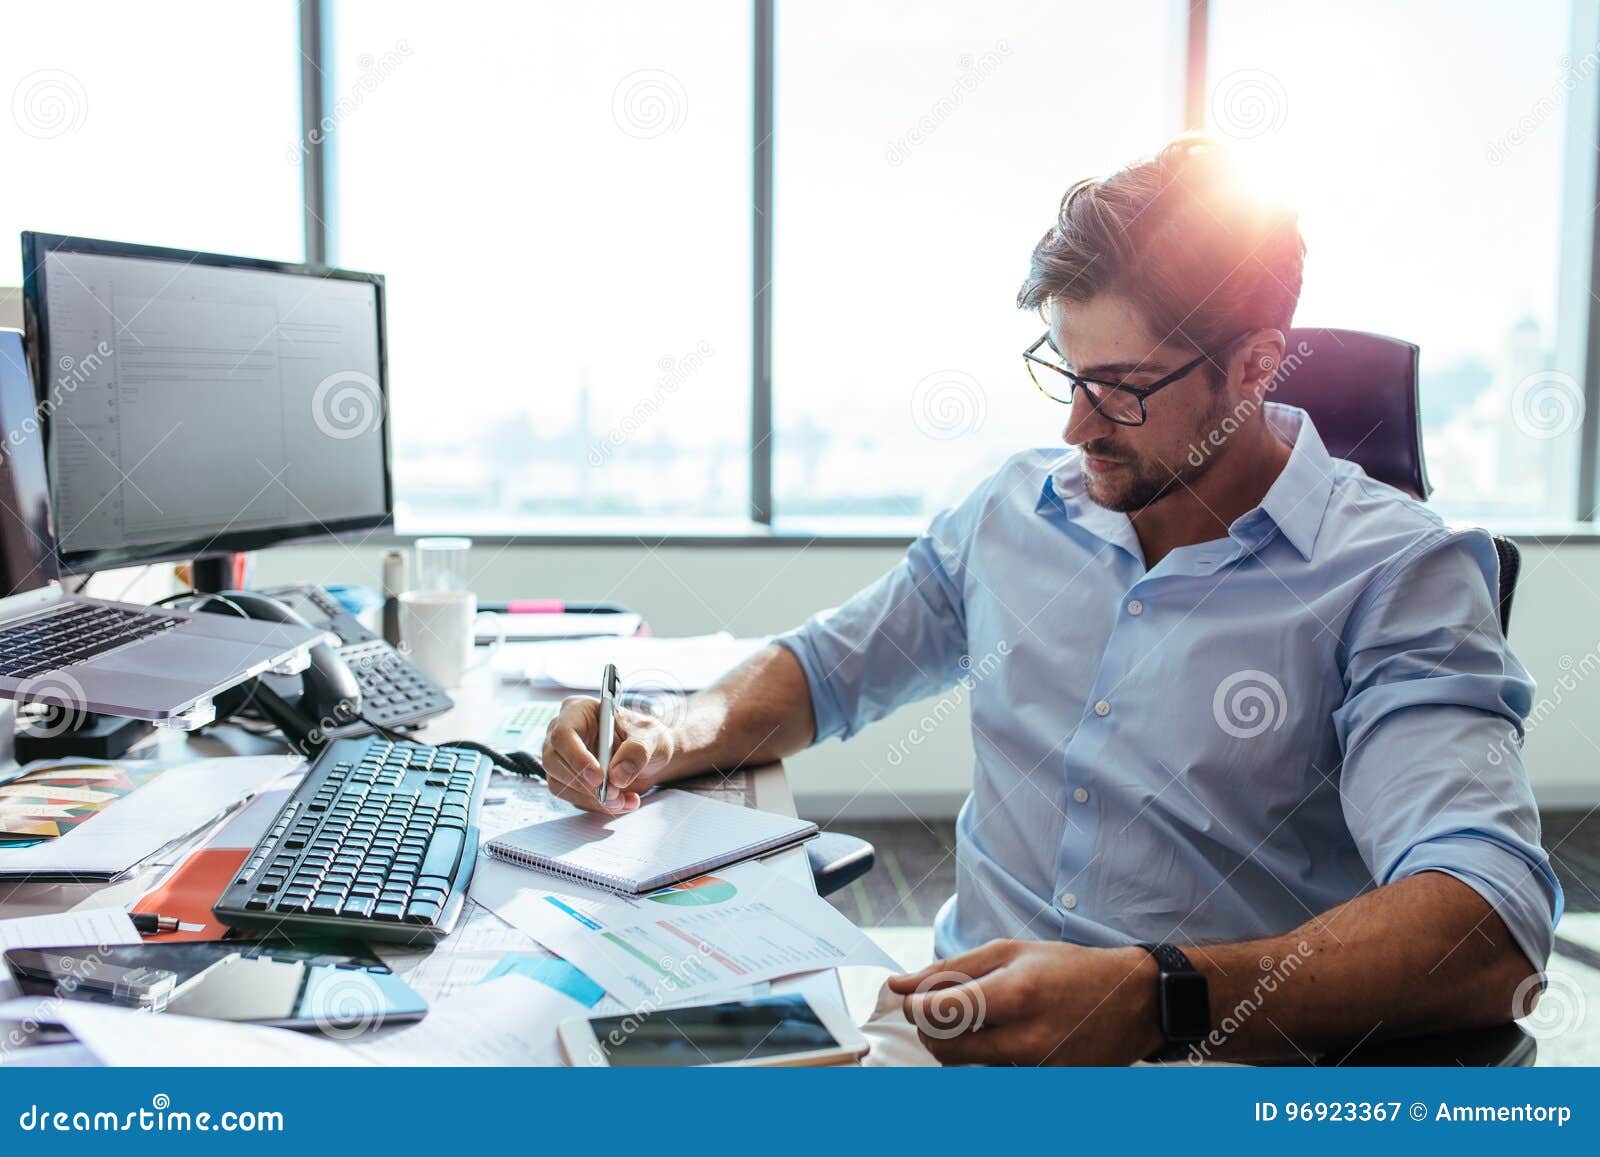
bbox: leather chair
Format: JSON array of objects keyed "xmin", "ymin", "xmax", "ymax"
[
  {"xmin": 1271, "ymin": 327, "xmax": 1534, "ymax": 1066},
  {"xmin": 1272, "ymin": 328, "xmax": 1521, "ymax": 632},
  {"xmin": 806, "ymin": 831, "xmax": 876, "ymax": 897}
]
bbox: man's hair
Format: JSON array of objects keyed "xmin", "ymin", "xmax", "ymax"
[{"xmin": 1017, "ymin": 135, "xmax": 1305, "ymax": 356}]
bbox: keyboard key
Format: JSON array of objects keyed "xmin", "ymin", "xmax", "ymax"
[
  {"xmin": 309, "ymin": 893, "xmax": 345, "ymax": 915},
  {"xmin": 404, "ymin": 899, "xmax": 442, "ymax": 924}
]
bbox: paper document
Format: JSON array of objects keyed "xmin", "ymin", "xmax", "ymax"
[
  {"xmin": 349, "ymin": 975, "xmax": 582, "ymax": 1066},
  {"xmin": 477, "ymin": 611, "xmax": 643, "ymax": 643},
  {"xmin": 0, "ymin": 908, "xmax": 141, "ymax": 1001},
  {"xmin": 0, "ymin": 755, "xmax": 303, "ymax": 881},
  {"xmin": 524, "ymin": 633, "xmax": 768, "ymax": 692},
  {"xmin": 0, "ymin": 996, "xmax": 360, "ymax": 1067},
  {"xmin": 472, "ymin": 858, "xmax": 899, "ymax": 1008}
]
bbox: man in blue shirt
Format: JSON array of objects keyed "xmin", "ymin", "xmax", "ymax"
[{"xmin": 543, "ymin": 137, "xmax": 1560, "ymax": 1064}]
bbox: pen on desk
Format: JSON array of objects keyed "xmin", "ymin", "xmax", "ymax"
[
  {"xmin": 596, "ymin": 662, "xmax": 619, "ymax": 805},
  {"xmin": 130, "ymin": 913, "xmax": 204, "ymax": 935}
]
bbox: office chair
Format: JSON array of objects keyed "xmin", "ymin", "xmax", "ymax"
[
  {"xmin": 806, "ymin": 831, "xmax": 876, "ymax": 897},
  {"xmin": 1273, "ymin": 328, "xmax": 1521, "ymax": 632},
  {"xmin": 1269, "ymin": 327, "xmax": 1534, "ymax": 1066}
]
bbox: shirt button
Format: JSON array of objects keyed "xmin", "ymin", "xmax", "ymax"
[
  {"xmin": 1073, "ymin": 787, "xmax": 1089, "ymax": 804},
  {"xmin": 1126, "ymin": 599, "xmax": 1143, "ymax": 616},
  {"xmin": 1061, "ymin": 892, "xmax": 1078, "ymax": 910},
  {"xmin": 1093, "ymin": 699, "xmax": 1110, "ymax": 717}
]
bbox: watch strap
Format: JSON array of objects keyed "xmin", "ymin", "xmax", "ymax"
[{"xmin": 1138, "ymin": 942, "xmax": 1209, "ymax": 1060}]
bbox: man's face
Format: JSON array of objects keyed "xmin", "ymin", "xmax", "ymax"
[{"xmin": 1051, "ymin": 294, "xmax": 1236, "ymax": 512}]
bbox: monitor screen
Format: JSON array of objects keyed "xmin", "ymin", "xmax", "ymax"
[
  {"xmin": 0, "ymin": 330, "xmax": 60, "ymax": 599},
  {"xmin": 22, "ymin": 233, "xmax": 392, "ymax": 571}
]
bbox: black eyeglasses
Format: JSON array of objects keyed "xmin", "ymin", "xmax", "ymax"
[{"xmin": 1022, "ymin": 332, "xmax": 1239, "ymax": 427}]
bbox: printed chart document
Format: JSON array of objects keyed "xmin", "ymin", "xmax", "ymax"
[
  {"xmin": 349, "ymin": 975, "xmax": 582, "ymax": 1066},
  {"xmin": 472, "ymin": 857, "xmax": 899, "ymax": 1007}
]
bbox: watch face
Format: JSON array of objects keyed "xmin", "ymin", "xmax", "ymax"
[{"xmin": 1159, "ymin": 971, "xmax": 1212, "ymax": 1041}]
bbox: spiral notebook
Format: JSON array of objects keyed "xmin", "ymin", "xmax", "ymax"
[{"xmin": 483, "ymin": 788, "xmax": 817, "ymax": 893}]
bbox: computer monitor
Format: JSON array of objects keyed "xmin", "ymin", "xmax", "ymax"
[{"xmin": 20, "ymin": 232, "xmax": 393, "ymax": 573}]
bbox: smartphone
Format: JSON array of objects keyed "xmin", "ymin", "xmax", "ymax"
[{"xmin": 559, "ymin": 993, "xmax": 869, "ymax": 1068}]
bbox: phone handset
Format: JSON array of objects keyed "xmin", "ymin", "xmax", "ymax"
[{"xmin": 194, "ymin": 590, "xmax": 362, "ymax": 750}]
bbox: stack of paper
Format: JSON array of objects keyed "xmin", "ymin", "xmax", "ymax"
[
  {"xmin": 0, "ymin": 975, "xmax": 582, "ymax": 1067},
  {"xmin": 0, "ymin": 755, "xmax": 302, "ymax": 882},
  {"xmin": 524, "ymin": 632, "xmax": 769, "ymax": 693}
]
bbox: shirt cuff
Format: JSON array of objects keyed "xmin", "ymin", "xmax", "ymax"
[
  {"xmin": 773, "ymin": 627, "xmax": 850, "ymax": 744},
  {"xmin": 1386, "ymin": 832, "xmax": 1562, "ymax": 972}
]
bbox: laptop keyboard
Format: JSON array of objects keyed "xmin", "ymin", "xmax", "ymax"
[{"xmin": 0, "ymin": 603, "xmax": 178, "ymax": 678}]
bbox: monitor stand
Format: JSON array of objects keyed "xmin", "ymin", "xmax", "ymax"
[{"xmin": 14, "ymin": 708, "xmax": 152, "ymax": 763}]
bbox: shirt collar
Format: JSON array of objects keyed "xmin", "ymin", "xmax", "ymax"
[{"xmin": 1038, "ymin": 403, "xmax": 1335, "ymax": 562}]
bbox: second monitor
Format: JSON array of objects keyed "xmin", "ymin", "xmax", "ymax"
[{"xmin": 21, "ymin": 232, "xmax": 393, "ymax": 574}]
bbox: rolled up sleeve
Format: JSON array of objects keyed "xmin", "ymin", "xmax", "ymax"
[
  {"xmin": 1332, "ymin": 529, "xmax": 1561, "ymax": 971},
  {"xmin": 775, "ymin": 500, "xmax": 973, "ymax": 743}
]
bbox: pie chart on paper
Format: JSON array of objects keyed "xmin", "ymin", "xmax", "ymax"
[{"xmin": 647, "ymin": 875, "xmax": 738, "ymax": 907}]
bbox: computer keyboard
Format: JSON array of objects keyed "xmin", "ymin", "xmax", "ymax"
[
  {"xmin": 488, "ymin": 700, "xmax": 561, "ymax": 753},
  {"xmin": 0, "ymin": 603, "xmax": 177, "ymax": 678},
  {"xmin": 213, "ymin": 735, "xmax": 489, "ymax": 944}
]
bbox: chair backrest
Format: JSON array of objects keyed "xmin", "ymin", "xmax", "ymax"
[
  {"xmin": 1273, "ymin": 328, "xmax": 1430, "ymax": 500},
  {"xmin": 1272, "ymin": 327, "xmax": 1517, "ymax": 632}
]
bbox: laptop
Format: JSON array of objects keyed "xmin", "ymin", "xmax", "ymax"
[{"xmin": 0, "ymin": 329, "xmax": 327, "ymax": 723}]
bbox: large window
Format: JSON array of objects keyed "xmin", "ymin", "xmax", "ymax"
[
  {"xmin": 0, "ymin": 1, "xmax": 303, "ymax": 276},
  {"xmin": 331, "ymin": 0, "xmax": 753, "ymax": 534},
  {"xmin": 771, "ymin": 0, "xmax": 1184, "ymax": 531},
  {"xmin": 1207, "ymin": 0, "xmax": 1586, "ymax": 525},
  {"xmin": 5, "ymin": 2, "xmax": 1599, "ymax": 535}
]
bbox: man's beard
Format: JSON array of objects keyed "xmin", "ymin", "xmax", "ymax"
[{"xmin": 1081, "ymin": 392, "xmax": 1232, "ymax": 513}]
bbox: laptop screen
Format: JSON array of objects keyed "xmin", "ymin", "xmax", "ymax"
[{"xmin": 0, "ymin": 331, "xmax": 60, "ymax": 597}]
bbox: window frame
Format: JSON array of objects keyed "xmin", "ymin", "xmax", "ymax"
[{"xmin": 297, "ymin": 0, "xmax": 1600, "ymax": 544}]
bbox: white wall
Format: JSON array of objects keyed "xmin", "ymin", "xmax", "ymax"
[{"xmin": 247, "ymin": 537, "xmax": 1599, "ymax": 818}]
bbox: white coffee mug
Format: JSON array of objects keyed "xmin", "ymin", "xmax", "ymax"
[{"xmin": 398, "ymin": 590, "xmax": 503, "ymax": 689}]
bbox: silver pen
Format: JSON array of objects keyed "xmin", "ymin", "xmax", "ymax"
[{"xmin": 596, "ymin": 663, "xmax": 619, "ymax": 804}]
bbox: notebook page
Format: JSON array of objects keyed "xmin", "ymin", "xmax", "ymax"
[{"xmin": 489, "ymin": 789, "xmax": 813, "ymax": 889}]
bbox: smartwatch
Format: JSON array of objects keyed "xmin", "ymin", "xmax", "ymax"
[{"xmin": 1138, "ymin": 943, "xmax": 1211, "ymax": 1060}]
